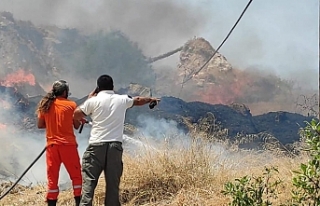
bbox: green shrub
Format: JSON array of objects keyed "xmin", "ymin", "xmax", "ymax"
[
  {"xmin": 291, "ymin": 119, "xmax": 320, "ymax": 206},
  {"xmin": 221, "ymin": 167, "xmax": 282, "ymax": 206}
]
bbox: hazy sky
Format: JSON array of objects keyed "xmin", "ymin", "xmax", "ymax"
[
  {"xmin": 200, "ymin": 0, "xmax": 318, "ymax": 88},
  {"xmin": 0, "ymin": 0, "xmax": 318, "ymax": 88}
]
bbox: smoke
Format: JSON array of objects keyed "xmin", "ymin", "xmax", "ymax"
[
  {"xmin": 0, "ymin": 0, "xmax": 317, "ymax": 92},
  {"xmin": 132, "ymin": 115, "xmax": 230, "ymax": 158},
  {"xmin": 0, "ymin": 95, "xmax": 47, "ymax": 185},
  {"xmin": 130, "ymin": 115, "xmax": 278, "ymax": 169},
  {"xmin": 127, "ymin": 115, "xmax": 199, "ymax": 153},
  {"xmin": 199, "ymin": 0, "xmax": 318, "ymax": 90},
  {"xmin": 0, "ymin": 94, "xmax": 90, "ymax": 187},
  {"xmin": 0, "ymin": 0, "xmax": 210, "ymax": 97},
  {"xmin": 0, "ymin": 125, "xmax": 47, "ymax": 185},
  {"xmin": 0, "ymin": 0, "xmax": 208, "ymax": 57},
  {"xmin": 136, "ymin": 116, "xmax": 185, "ymax": 139},
  {"xmin": 0, "ymin": 0, "xmax": 317, "ymax": 185}
]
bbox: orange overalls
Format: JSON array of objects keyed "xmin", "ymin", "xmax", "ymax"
[{"xmin": 38, "ymin": 97, "xmax": 82, "ymax": 200}]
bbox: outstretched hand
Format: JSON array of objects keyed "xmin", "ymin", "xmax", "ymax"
[
  {"xmin": 150, "ymin": 98, "xmax": 161, "ymax": 103},
  {"xmin": 149, "ymin": 98, "xmax": 161, "ymax": 109}
]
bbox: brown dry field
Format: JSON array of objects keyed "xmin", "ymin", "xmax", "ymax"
[{"xmin": 0, "ymin": 137, "xmax": 307, "ymax": 206}]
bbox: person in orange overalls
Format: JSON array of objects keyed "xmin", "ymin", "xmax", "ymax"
[{"xmin": 37, "ymin": 80, "xmax": 83, "ymax": 206}]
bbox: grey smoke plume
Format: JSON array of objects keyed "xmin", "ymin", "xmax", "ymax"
[
  {"xmin": 0, "ymin": 0, "xmax": 208, "ymax": 57},
  {"xmin": 128, "ymin": 116, "xmax": 278, "ymax": 170},
  {"xmin": 136, "ymin": 115, "xmax": 185, "ymax": 139},
  {"xmin": 0, "ymin": 0, "xmax": 317, "ymax": 90},
  {"xmin": 0, "ymin": 92, "xmax": 90, "ymax": 186},
  {"xmin": 0, "ymin": 125, "xmax": 48, "ymax": 185},
  {"xmin": 0, "ymin": 96, "xmax": 47, "ymax": 184}
]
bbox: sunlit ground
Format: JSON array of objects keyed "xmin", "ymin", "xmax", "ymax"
[{"xmin": 0, "ymin": 134, "xmax": 308, "ymax": 206}]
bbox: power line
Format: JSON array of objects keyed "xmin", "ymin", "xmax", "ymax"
[{"xmin": 180, "ymin": 0, "xmax": 253, "ymax": 86}]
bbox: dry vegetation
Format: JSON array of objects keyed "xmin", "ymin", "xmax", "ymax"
[{"xmin": 0, "ymin": 133, "xmax": 309, "ymax": 206}]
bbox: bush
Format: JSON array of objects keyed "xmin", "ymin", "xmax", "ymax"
[
  {"xmin": 291, "ymin": 119, "xmax": 320, "ymax": 205},
  {"xmin": 221, "ymin": 119, "xmax": 320, "ymax": 206},
  {"xmin": 67, "ymin": 30, "xmax": 155, "ymax": 87},
  {"xmin": 221, "ymin": 167, "xmax": 282, "ymax": 206}
]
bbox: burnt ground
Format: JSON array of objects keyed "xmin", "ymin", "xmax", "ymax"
[
  {"xmin": 124, "ymin": 96, "xmax": 315, "ymax": 145},
  {"xmin": 75, "ymin": 90, "xmax": 315, "ymax": 145},
  {"xmin": 1, "ymin": 87, "xmax": 316, "ymax": 147}
]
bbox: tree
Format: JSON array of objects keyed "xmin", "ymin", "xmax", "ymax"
[{"xmin": 72, "ymin": 30, "xmax": 155, "ymax": 87}]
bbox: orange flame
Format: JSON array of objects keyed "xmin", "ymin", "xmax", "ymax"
[
  {"xmin": 1, "ymin": 69, "xmax": 36, "ymax": 87},
  {"xmin": 195, "ymin": 71, "xmax": 253, "ymax": 105},
  {"xmin": 0, "ymin": 123, "xmax": 7, "ymax": 130}
]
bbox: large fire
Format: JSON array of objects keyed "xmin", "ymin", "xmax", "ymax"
[
  {"xmin": 195, "ymin": 70, "xmax": 254, "ymax": 105},
  {"xmin": 0, "ymin": 69, "xmax": 36, "ymax": 87}
]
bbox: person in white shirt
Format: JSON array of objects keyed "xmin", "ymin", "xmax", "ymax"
[{"xmin": 73, "ymin": 74, "xmax": 160, "ymax": 206}]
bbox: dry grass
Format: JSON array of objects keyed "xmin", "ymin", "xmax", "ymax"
[{"xmin": 0, "ymin": 137, "xmax": 308, "ymax": 206}]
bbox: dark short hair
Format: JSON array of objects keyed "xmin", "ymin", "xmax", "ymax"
[{"xmin": 97, "ymin": 75, "xmax": 114, "ymax": 90}]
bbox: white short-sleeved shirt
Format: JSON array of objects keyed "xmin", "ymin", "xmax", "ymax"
[{"xmin": 79, "ymin": 90, "xmax": 134, "ymax": 144}]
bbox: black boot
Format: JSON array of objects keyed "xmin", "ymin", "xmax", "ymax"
[
  {"xmin": 75, "ymin": 196, "xmax": 81, "ymax": 206},
  {"xmin": 47, "ymin": 199, "xmax": 57, "ymax": 206}
]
